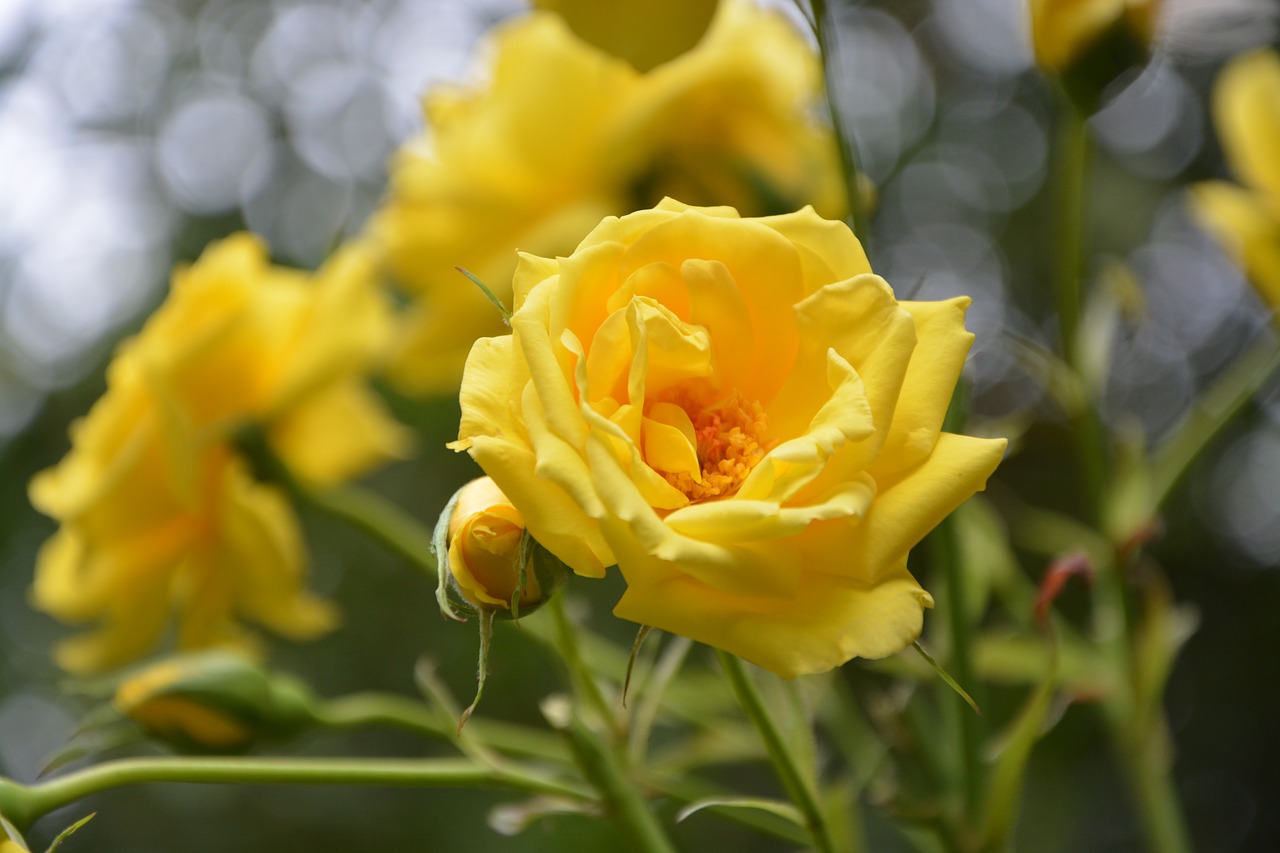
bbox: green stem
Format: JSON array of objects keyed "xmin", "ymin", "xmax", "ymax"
[
  {"xmin": 1050, "ymin": 89, "xmax": 1107, "ymax": 517},
  {"xmin": 1116, "ymin": 726, "xmax": 1193, "ymax": 853},
  {"xmin": 810, "ymin": 0, "xmax": 870, "ymax": 249},
  {"xmin": 629, "ymin": 635, "xmax": 693, "ymax": 767},
  {"xmin": 2, "ymin": 756, "xmax": 593, "ymax": 833},
  {"xmin": 548, "ymin": 596, "xmax": 618, "ymax": 735},
  {"xmin": 542, "ymin": 696, "xmax": 677, "ymax": 853},
  {"xmin": 314, "ymin": 692, "xmax": 566, "ymax": 762},
  {"xmin": 1149, "ymin": 336, "xmax": 1280, "ymax": 510},
  {"xmin": 934, "ymin": 517, "xmax": 985, "ymax": 825},
  {"xmin": 716, "ymin": 651, "xmax": 837, "ymax": 853},
  {"xmin": 936, "ymin": 385, "xmax": 985, "ymax": 824}
]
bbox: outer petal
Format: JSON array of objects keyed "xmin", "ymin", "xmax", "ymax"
[
  {"xmin": 851, "ymin": 432, "xmax": 1008, "ymax": 579},
  {"xmin": 873, "ymin": 296, "xmax": 976, "ymax": 475},
  {"xmin": 614, "ymin": 562, "xmax": 932, "ymax": 678},
  {"xmin": 758, "ymin": 207, "xmax": 872, "ymax": 291}
]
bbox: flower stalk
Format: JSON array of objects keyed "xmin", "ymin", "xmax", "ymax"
[
  {"xmin": 0, "ymin": 756, "xmax": 593, "ymax": 834},
  {"xmin": 716, "ymin": 651, "xmax": 838, "ymax": 853},
  {"xmin": 810, "ymin": 0, "xmax": 869, "ymax": 247},
  {"xmin": 542, "ymin": 696, "xmax": 677, "ymax": 853}
]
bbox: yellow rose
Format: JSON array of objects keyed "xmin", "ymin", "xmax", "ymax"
[
  {"xmin": 1028, "ymin": 0, "xmax": 1158, "ymax": 74},
  {"xmin": 30, "ymin": 234, "xmax": 409, "ymax": 673},
  {"xmin": 366, "ymin": 0, "xmax": 843, "ymax": 394},
  {"xmin": 1192, "ymin": 49, "xmax": 1280, "ymax": 310},
  {"xmin": 452, "ymin": 201, "xmax": 1006, "ymax": 677}
]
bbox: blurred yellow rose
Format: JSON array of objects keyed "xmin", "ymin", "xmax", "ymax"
[
  {"xmin": 1028, "ymin": 0, "xmax": 1158, "ymax": 73},
  {"xmin": 30, "ymin": 234, "xmax": 409, "ymax": 673},
  {"xmin": 1193, "ymin": 49, "xmax": 1280, "ymax": 310},
  {"xmin": 367, "ymin": 0, "xmax": 843, "ymax": 394},
  {"xmin": 452, "ymin": 201, "xmax": 1006, "ymax": 677}
]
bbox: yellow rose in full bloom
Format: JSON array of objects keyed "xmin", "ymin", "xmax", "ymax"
[
  {"xmin": 1028, "ymin": 0, "xmax": 1159, "ymax": 74},
  {"xmin": 1192, "ymin": 49, "xmax": 1280, "ymax": 310},
  {"xmin": 30, "ymin": 234, "xmax": 410, "ymax": 673},
  {"xmin": 452, "ymin": 201, "xmax": 1006, "ymax": 677},
  {"xmin": 367, "ymin": 0, "xmax": 843, "ymax": 394}
]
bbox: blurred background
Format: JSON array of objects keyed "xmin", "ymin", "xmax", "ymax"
[{"xmin": 2, "ymin": 0, "xmax": 1279, "ymax": 850}]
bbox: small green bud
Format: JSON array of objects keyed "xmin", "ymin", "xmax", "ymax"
[{"xmin": 112, "ymin": 651, "xmax": 320, "ymax": 752}]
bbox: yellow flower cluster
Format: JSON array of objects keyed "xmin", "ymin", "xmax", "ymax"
[
  {"xmin": 30, "ymin": 235, "xmax": 409, "ymax": 674},
  {"xmin": 1193, "ymin": 49, "xmax": 1280, "ymax": 311},
  {"xmin": 452, "ymin": 201, "xmax": 1006, "ymax": 677},
  {"xmin": 366, "ymin": 0, "xmax": 844, "ymax": 393}
]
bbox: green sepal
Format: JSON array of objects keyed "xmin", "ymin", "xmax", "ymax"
[{"xmin": 431, "ymin": 486, "xmax": 468, "ymax": 622}]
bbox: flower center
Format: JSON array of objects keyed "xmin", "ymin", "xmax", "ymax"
[{"xmin": 659, "ymin": 390, "xmax": 774, "ymax": 503}]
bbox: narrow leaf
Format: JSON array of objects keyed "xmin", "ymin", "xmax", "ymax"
[
  {"xmin": 913, "ymin": 641, "xmax": 981, "ymax": 715},
  {"xmin": 622, "ymin": 625, "xmax": 653, "ymax": 707},
  {"xmin": 456, "ymin": 267, "xmax": 512, "ymax": 324},
  {"xmin": 676, "ymin": 797, "xmax": 806, "ymax": 828},
  {"xmin": 45, "ymin": 814, "xmax": 96, "ymax": 852},
  {"xmin": 0, "ymin": 816, "xmax": 31, "ymax": 852}
]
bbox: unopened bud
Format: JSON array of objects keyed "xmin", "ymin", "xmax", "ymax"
[
  {"xmin": 112, "ymin": 651, "xmax": 319, "ymax": 752},
  {"xmin": 433, "ymin": 478, "xmax": 567, "ymax": 621}
]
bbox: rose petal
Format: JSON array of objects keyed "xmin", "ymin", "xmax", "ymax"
[{"xmin": 613, "ymin": 563, "xmax": 932, "ymax": 678}]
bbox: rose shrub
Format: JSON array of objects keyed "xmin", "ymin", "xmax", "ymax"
[{"xmin": 452, "ymin": 201, "xmax": 1006, "ymax": 677}]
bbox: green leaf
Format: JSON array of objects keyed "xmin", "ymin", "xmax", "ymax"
[
  {"xmin": 431, "ymin": 487, "xmax": 468, "ymax": 622},
  {"xmin": 675, "ymin": 797, "xmax": 805, "ymax": 828},
  {"xmin": 978, "ymin": 646, "xmax": 1059, "ymax": 848},
  {"xmin": 455, "ymin": 267, "xmax": 512, "ymax": 324},
  {"xmin": 912, "ymin": 641, "xmax": 980, "ymax": 715},
  {"xmin": 0, "ymin": 815, "xmax": 31, "ymax": 852},
  {"xmin": 45, "ymin": 814, "xmax": 95, "ymax": 852}
]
